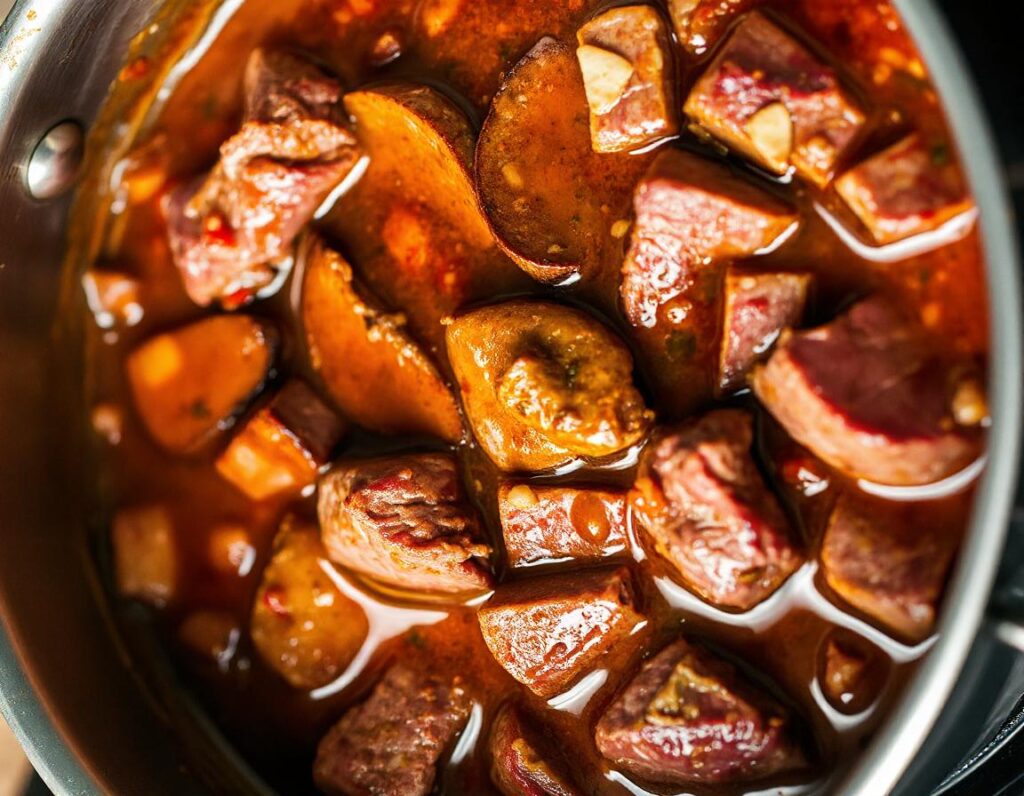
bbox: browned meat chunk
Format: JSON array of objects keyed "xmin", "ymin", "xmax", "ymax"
[
  {"xmin": 595, "ymin": 638, "xmax": 805, "ymax": 784},
  {"xmin": 498, "ymin": 483, "xmax": 628, "ymax": 568},
  {"xmin": 477, "ymin": 566, "xmax": 643, "ymax": 697},
  {"xmin": 819, "ymin": 630, "xmax": 888, "ymax": 714},
  {"xmin": 447, "ymin": 301, "xmax": 652, "ymax": 472},
  {"xmin": 684, "ymin": 12, "xmax": 865, "ymax": 186},
  {"xmin": 314, "ymin": 663, "xmax": 471, "ymax": 796},
  {"xmin": 217, "ymin": 380, "xmax": 345, "ymax": 501},
  {"xmin": 719, "ymin": 268, "xmax": 811, "ymax": 394},
  {"xmin": 111, "ymin": 505, "xmax": 177, "ymax": 607},
  {"xmin": 167, "ymin": 50, "xmax": 360, "ymax": 307},
  {"xmin": 836, "ymin": 134, "xmax": 974, "ymax": 245},
  {"xmin": 752, "ymin": 297, "xmax": 982, "ymax": 486},
  {"xmin": 669, "ymin": 0, "xmax": 752, "ymax": 53},
  {"xmin": 821, "ymin": 493, "xmax": 959, "ymax": 641},
  {"xmin": 631, "ymin": 410, "xmax": 802, "ymax": 610},
  {"xmin": 125, "ymin": 315, "xmax": 276, "ymax": 454},
  {"xmin": 576, "ymin": 6, "xmax": 677, "ymax": 153},
  {"xmin": 489, "ymin": 703, "xmax": 581, "ymax": 796},
  {"xmin": 251, "ymin": 518, "xmax": 368, "ymax": 689},
  {"xmin": 317, "ymin": 453, "xmax": 493, "ymax": 595}
]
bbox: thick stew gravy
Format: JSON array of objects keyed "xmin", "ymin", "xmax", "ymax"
[{"xmin": 80, "ymin": 0, "xmax": 990, "ymax": 793}]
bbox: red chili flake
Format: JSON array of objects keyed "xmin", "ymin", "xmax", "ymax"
[
  {"xmin": 120, "ymin": 56, "xmax": 151, "ymax": 82},
  {"xmin": 223, "ymin": 286, "xmax": 255, "ymax": 311},
  {"xmin": 202, "ymin": 212, "xmax": 236, "ymax": 248}
]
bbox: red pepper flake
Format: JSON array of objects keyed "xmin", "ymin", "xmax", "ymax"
[
  {"xmin": 202, "ymin": 212, "xmax": 236, "ymax": 248},
  {"xmin": 120, "ymin": 56, "xmax": 151, "ymax": 82}
]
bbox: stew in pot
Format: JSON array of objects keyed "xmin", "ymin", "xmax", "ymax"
[{"xmin": 79, "ymin": 0, "xmax": 989, "ymax": 793}]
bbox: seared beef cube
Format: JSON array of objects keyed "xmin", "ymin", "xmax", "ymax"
[
  {"xmin": 631, "ymin": 410, "xmax": 802, "ymax": 610},
  {"xmin": 499, "ymin": 483, "xmax": 628, "ymax": 568},
  {"xmin": 318, "ymin": 454, "xmax": 493, "ymax": 595},
  {"xmin": 819, "ymin": 630, "xmax": 887, "ymax": 714},
  {"xmin": 621, "ymin": 149, "xmax": 797, "ymax": 330},
  {"xmin": 81, "ymin": 268, "xmax": 143, "ymax": 329},
  {"xmin": 595, "ymin": 638, "xmax": 804, "ymax": 784},
  {"xmin": 835, "ymin": 134, "xmax": 973, "ymax": 244},
  {"xmin": 719, "ymin": 268, "xmax": 811, "ymax": 394},
  {"xmin": 821, "ymin": 493, "xmax": 958, "ymax": 641},
  {"xmin": 490, "ymin": 703, "xmax": 581, "ymax": 796},
  {"xmin": 477, "ymin": 566, "xmax": 643, "ymax": 697},
  {"xmin": 251, "ymin": 518, "xmax": 368, "ymax": 689},
  {"xmin": 217, "ymin": 380, "xmax": 345, "ymax": 501},
  {"xmin": 752, "ymin": 297, "xmax": 981, "ymax": 485},
  {"xmin": 669, "ymin": 0, "xmax": 752, "ymax": 53},
  {"xmin": 167, "ymin": 50, "xmax": 360, "ymax": 307},
  {"xmin": 576, "ymin": 6, "xmax": 677, "ymax": 153},
  {"xmin": 125, "ymin": 315, "xmax": 276, "ymax": 454},
  {"xmin": 112, "ymin": 505, "xmax": 177, "ymax": 607},
  {"xmin": 314, "ymin": 663, "xmax": 471, "ymax": 796},
  {"xmin": 684, "ymin": 12, "xmax": 865, "ymax": 186}
]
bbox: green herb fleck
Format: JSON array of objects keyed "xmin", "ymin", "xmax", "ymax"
[
  {"xmin": 931, "ymin": 143, "xmax": 950, "ymax": 166},
  {"xmin": 189, "ymin": 399, "xmax": 211, "ymax": 419},
  {"xmin": 406, "ymin": 629, "xmax": 426, "ymax": 649}
]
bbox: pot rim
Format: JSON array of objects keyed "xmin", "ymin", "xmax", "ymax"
[{"xmin": 0, "ymin": 0, "xmax": 1020, "ymax": 794}]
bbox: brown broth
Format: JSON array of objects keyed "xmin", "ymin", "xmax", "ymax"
[{"xmin": 79, "ymin": 0, "xmax": 988, "ymax": 793}]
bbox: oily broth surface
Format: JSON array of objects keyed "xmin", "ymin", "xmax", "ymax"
[{"xmin": 82, "ymin": 0, "xmax": 987, "ymax": 793}]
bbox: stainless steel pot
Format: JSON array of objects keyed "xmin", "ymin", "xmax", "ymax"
[{"xmin": 0, "ymin": 1, "xmax": 1021, "ymax": 794}]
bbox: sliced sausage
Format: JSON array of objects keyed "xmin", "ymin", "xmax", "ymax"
[
  {"xmin": 489, "ymin": 703, "xmax": 581, "ymax": 796},
  {"xmin": 317, "ymin": 453, "xmax": 492, "ymax": 596},
  {"xmin": 167, "ymin": 50, "xmax": 361, "ymax": 308},
  {"xmin": 477, "ymin": 566, "xmax": 644, "ymax": 697},
  {"xmin": 595, "ymin": 638, "xmax": 805, "ymax": 784},
  {"xmin": 684, "ymin": 11, "xmax": 865, "ymax": 186},
  {"xmin": 752, "ymin": 296, "xmax": 981, "ymax": 486},
  {"xmin": 719, "ymin": 267, "xmax": 811, "ymax": 395},
  {"xmin": 314, "ymin": 662, "xmax": 471, "ymax": 796},
  {"xmin": 631, "ymin": 410, "xmax": 802, "ymax": 610},
  {"xmin": 498, "ymin": 483, "xmax": 628, "ymax": 568},
  {"xmin": 576, "ymin": 5, "xmax": 677, "ymax": 153},
  {"xmin": 447, "ymin": 300, "xmax": 652, "ymax": 472},
  {"xmin": 250, "ymin": 517, "xmax": 368, "ymax": 690},
  {"xmin": 835, "ymin": 134, "xmax": 973, "ymax": 244}
]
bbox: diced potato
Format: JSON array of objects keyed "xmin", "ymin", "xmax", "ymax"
[
  {"xmin": 744, "ymin": 102, "xmax": 794, "ymax": 172},
  {"xmin": 216, "ymin": 381, "xmax": 345, "ymax": 501},
  {"xmin": 576, "ymin": 5, "xmax": 677, "ymax": 153},
  {"xmin": 82, "ymin": 269, "xmax": 143, "ymax": 329},
  {"xmin": 251, "ymin": 517, "xmax": 369, "ymax": 690},
  {"xmin": 301, "ymin": 235, "xmax": 463, "ymax": 443},
  {"xmin": 125, "ymin": 315, "xmax": 276, "ymax": 455},
  {"xmin": 112, "ymin": 505, "xmax": 177, "ymax": 607}
]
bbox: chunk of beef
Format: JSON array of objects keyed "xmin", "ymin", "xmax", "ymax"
[
  {"xmin": 499, "ymin": 483, "xmax": 628, "ymax": 568},
  {"xmin": 317, "ymin": 454, "xmax": 493, "ymax": 595},
  {"xmin": 167, "ymin": 49, "xmax": 360, "ymax": 307},
  {"xmin": 752, "ymin": 297, "xmax": 981, "ymax": 486},
  {"xmin": 125, "ymin": 315, "xmax": 276, "ymax": 455},
  {"xmin": 314, "ymin": 663, "xmax": 471, "ymax": 796},
  {"xmin": 251, "ymin": 518, "xmax": 368, "ymax": 689},
  {"xmin": 477, "ymin": 566, "xmax": 643, "ymax": 697},
  {"xmin": 821, "ymin": 493, "xmax": 959, "ymax": 641},
  {"xmin": 684, "ymin": 12, "xmax": 865, "ymax": 186},
  {"xmin": 835, "ymin": 134, "xmax": 973, "ymax": 245},
  {"xmin": 668, "ymin": 0, "xmax": 753, "ymax": 53},
  {"xmin": 217, "ymin": 380, "xmax": 346, "ymax": 501},
  {"xmin": 490, "ymin": 703, "xmax": 581, "ymax": 796},
  {"xmin": 818, "ymin": 629, "xmax": 887, "ymax": 714},
  {"xmin": 631, "ymin": 410, "xmax": 802, "ymax": 610},
  {"xmin": 111, "ymin": 505, "xmax": 177, "ymax": 607},
  {"xmin": 719, "ymin": 268, "xmax": 811, "ymax": 394},
  {"xmin": 447, "ymin": 301, "xmax": 652, "ymax": 472},
  {"xmin": 622, "ymin": 149, "xmax": 798, "ymax": 330},
  {"xmin": 576, "ymin": 6, "xmax": 677, "ymax": 153},
  {"xmin": 595, "ymin": 638, "xmax": 805, "ymax": 784}
]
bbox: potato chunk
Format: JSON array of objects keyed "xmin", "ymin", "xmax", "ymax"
[
  {"xmin": 835, "ymin": 134, "xmax": 973, "ymax": 244},
  {"xmin": 112, "ymin": 505, "xmax": 177, "ymax": 607},
  {"xmin": 447, "ymin": 301, "xmax": 653, "ymax": 471},
  {"xmin": 125, "ymin": 315, "xmax": 275, "ymax": 454},
  {"xmin": 301, "ymin": 235, "xmax": 463, "ymax": 443},
  {"xmin": 576, "ymin": 5, "xmax": 677, "ymax": 153},
  {"xmin": 684, "ymin": 11, "xmax": 865, "ymax": 186},
  {"xmin": 216, "ymin": 380, "xmax": 345, "ymax": 501},
  {"xmin": 251, "ymin": 518, "xmax": 369, "ymax": 690}
]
